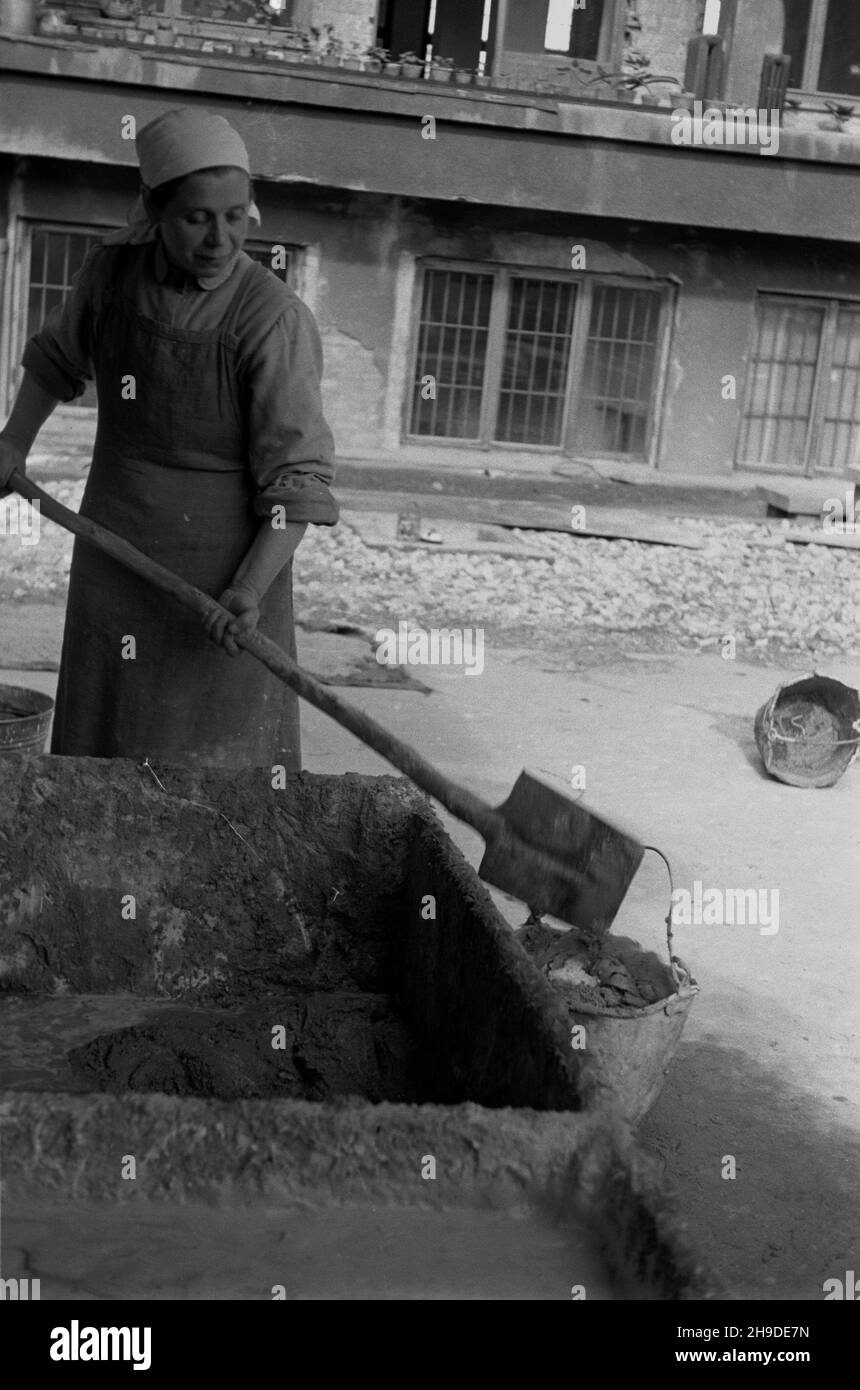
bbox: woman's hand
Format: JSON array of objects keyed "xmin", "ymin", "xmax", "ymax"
[
  {"xmin": 204, "ymin": 584, "xmax": 261, "ymax": 658},
  {"xmin": 0, "ymin": 435, "xmax": 27, "ymax": 500}
]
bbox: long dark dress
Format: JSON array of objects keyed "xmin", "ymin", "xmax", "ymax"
[{"xmin": 22, "ymin": 242, "xmax": 338, "ymax": 769}]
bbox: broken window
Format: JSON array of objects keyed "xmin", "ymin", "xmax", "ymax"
[
  {"xmin": 377, "ymin": 0, "xmax": 495, "ymax": 73},
  {"xmin": 738, "ymin": 294, "xmax": 860, "ymax": 475},
  {"xmin": 409, "ymin": 264, "xmax": 668, "ymax": 459},
  {"xmin": 543, "ymin": 0, "xmax": 606, "ymax": 59}
]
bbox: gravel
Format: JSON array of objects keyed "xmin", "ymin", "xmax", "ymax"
[
  {"xmin": 2, "ymin": 480, "xmax": 858, "ymax": 662},
  {"xmin": 296, "ymin": 514, "xmax": 860, "ymax": 662},
  {"xmin": 0, "ymin": 481, "xmax": 81, "ymax": 599}
]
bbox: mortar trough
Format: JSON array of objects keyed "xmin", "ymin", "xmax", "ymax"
[{"xmin": 0, "ymin": 756, "xmax": 708, "ymax": 1299}]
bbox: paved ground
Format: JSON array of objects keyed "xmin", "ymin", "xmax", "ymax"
[
  {"xmin": 3, "ymin": 609, "xmax": 858, "ymax": 1301},
  {"xmin": 301, "ymin": 634, "xmax": 860, "ymax": 1302}
]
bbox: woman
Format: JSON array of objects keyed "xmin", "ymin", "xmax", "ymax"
[{"xmin": 0, "ymin": 107, "xmax": 338, "ymax": 770}]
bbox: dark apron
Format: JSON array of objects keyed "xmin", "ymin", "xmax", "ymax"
[{"xmin": 50, "ymin": 247, "xmax": 300, "ymax": 770}]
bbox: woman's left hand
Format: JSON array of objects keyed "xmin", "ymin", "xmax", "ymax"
[{"xmin": 204, "ymin": 584, "xmax": 261, "ymax": 657}]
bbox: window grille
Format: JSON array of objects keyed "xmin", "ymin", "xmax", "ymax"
[
  {"xmin": 410, "ymin": 268, "xmax": 494, "ymax": 439},
  {"xmin": 495, "ymin": 277, "xmax": 577, "ymax": 445},
  {"xmin": 738, "ymin": 294, "xmax": 860, "ymax": 475},
  {"xmin": 577, "ymin": 285, "xmax": 663, "ymax": 457}
]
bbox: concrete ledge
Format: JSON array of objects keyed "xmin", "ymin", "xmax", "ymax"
[
  {"xmin": 3, "ymin": 36, "xmax": 860, "ymax": 168},
  {"xmin": 4, "ymin": 38, "xmax": 860, "ymax": 238}
]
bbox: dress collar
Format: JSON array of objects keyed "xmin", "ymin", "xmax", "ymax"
[{"xmin": 153, "ymin": 239, "xmax": 241, "ymax": 291}]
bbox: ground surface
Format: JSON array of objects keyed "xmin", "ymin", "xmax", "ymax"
[
  {"xmin": 1, "ymin": 470, "xmax": 858, "ymax": 1302},
  {"xmin": 297, "ymin": 637, "xmax": 860, "ymax": 1302}
]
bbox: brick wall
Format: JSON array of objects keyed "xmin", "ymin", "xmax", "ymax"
[
  {"xmin": 634, "ymin": 0, "xmax": 703, "ymax": 85},
  {"xmin": 319, "ymin": 328, "xmax": 386, "ymax": 455},
  {"xmin": 293, "ymin": 0, "xmax": 377, "ymax": 52},
  {"xmin": 494, "ymin": 51, "xmax": 601, "ymax": 97},
  {"xmin": 500, "ymin": 1, "xmax": 704, "ymax": 95}
]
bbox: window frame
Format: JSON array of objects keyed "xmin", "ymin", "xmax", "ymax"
[
  {"xmin": 569, "ymin": 273, "xmax": 674, "ymax": 464},
  {"xmin": 9, "ymin": 219, "xmax": 118, "ymax": 415},
  {"xmin": 405, "ymin": 257, "xmax": 673, "ymax": 462},
  {"xmin": 243, "ymin": 239, "xmax": 304, "ymax": 292},
  {"xmin": 786, "ymin": 0, "xmax": 860, "ymax": 102},
  {"xmin": 541, "ymin": 0, "xmax": 622, "ymax": 64},
  {"xmin": 736, "ymin": 289, "xmax": 860, "ymax": 476}
]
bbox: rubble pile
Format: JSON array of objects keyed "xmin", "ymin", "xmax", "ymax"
[
  {"xmin": 2, "ymin": 481, "xmax": 858, "ymax": 659},
  {"xmin": 297, "ymin": 515, "xmax": 860, "ymax": 659}
]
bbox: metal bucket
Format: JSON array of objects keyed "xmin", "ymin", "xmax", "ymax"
[
  {"xmin": 0, "ymin": 684, "xmax": 54, "ymax": 754},
  {"xmin": 754, "ymin": 673, "xmax": 860, "ymax": 788},
  {"xmin": 559, "ymin": 962, "xmax": 697, "ymax": 1125},
  {"xmin": 517, "ymin": 904, "xmax": 698, "ymax": 1125}
]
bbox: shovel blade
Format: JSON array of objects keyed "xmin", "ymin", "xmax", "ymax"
[{"xmin": 478, "ymin": 771, "xmax": 644, "ymax": 936}]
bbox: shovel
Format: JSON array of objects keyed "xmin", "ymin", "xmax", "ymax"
[{"xmin": 8, "ymin": 472, "xmax": 644, "ymax": 936}]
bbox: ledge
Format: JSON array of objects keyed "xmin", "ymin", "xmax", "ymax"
[
  {"xmin": 3, "ymin": 34, "xmax": 860, "ymax": 168},
  {"xmin": 3, "ymin": 36, "xmax": 860, "ymax": 241}
]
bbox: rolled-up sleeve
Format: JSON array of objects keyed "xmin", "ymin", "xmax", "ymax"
[
  {"xmin": 244, "ymin": 299, "xmax": 339, "ymax": 527},
  {"xmin": 21, "ymin": 248, "xmax": 99, "ymax": 403}
]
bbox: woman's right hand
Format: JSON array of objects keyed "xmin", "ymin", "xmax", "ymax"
[{"xmin": 0, "ymin": 435, "xmax": 26, "ymax": 500}]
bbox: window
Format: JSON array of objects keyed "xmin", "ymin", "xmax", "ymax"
[
  {"xmin": 578, "ymin": 285, "xmax": 664, "ymax": 457},
  {"xmin": 410, "ymin": 268, "xmax": 494, "ymax": 439},
  {"xmin": 244, "ymin": 242, "xmax": 299, "ymax": 287},
  {"xmin": 25, "ymin": 226, "xmax": 103, "ymax": 346},
  {"xmin": 505, "ymin": 0, "xmax": 620, "ymax": 63},
  {"xmin": 173, "ymin": 0, "xmax": 294, "ymax": 18},
  {"xmin": 22, "ymin": 225, "xmax": 109, "ymax": 409},
  {"xmin": 782, "ymin": 0, "xmax": 860, "ymax": 97},
  {"xmin": 497, "ymin": 278, "xmax": 577, "ymax": 444},
  {"xmin": 544, "ymin": 0, "xmax": 606, "ymax": 59},
  {"xmin": 738, "ymin": 294, "xmax": 860, "ymax": 475},
  {"xmin": 409, "ymin": 263, "xmax": 669, "ymax": 458},
  {"xmin": 378, "ymin": 0, "xmax": 495, "ymax": 74}
]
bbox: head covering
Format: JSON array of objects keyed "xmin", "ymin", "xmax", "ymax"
[{"xmin": 104, "ymin": 107, "xmax": 261, "ymax": 245}]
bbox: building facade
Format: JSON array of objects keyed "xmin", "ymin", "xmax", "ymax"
[{"xmin": 2, "ymin": 0, "xmax": 860, "ymax": 480}]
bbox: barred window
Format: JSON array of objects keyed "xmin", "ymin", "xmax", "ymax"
[
  {"xmin": 409, "ymin": 262, "xmax": 668, "ymax": 459},
  {"xmin": 578, "ymin": 285, "xmax": 664, "ymax": 457},
  {"xmin": 23, "ymin": 224, "xmax": 110, "ymax": 409},
  {"xmin": 738, "ymin": 294, "xmax": 860, "ymax": 475},
  {"xmin": 410, "ymin": 269, "xmax": 494, "ymax": 440}
]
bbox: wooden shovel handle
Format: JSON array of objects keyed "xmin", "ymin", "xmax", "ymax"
[{"xmin": 9, "ymin": 472, "xmax": 502, "ymax": 842}]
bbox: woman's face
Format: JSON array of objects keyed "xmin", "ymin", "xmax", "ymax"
[{"xmin": 156, "ymin": 167, "xmax": 251, "ymax": 277}]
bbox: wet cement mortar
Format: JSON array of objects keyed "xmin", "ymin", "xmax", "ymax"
[
  {"xmin": 764, "ymin": 697, "xmax": 850, "ymax": 778},
  {"xmin": 516, "ymin": 921, "xmax": 673, "ymax": 1011},
  {"xmin": 65, "ymin": 995, "xmax": 419, "ymax": 1104}
]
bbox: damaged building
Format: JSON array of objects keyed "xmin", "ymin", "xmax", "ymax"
[{"xmin": 2, "ymin": 0, "xmax": 860, "ymax": 482}]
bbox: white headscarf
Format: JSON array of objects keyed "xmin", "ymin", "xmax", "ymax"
[{"xmin": 104, "ymin": 107, "xmax": 261, "ymax": 244}]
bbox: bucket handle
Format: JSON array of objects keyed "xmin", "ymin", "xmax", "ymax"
[{"xmin": 644, "ymin": 844, "xmax": 694, "ymax": 993}]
